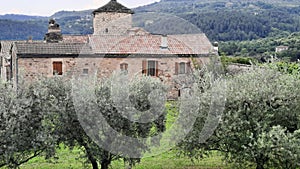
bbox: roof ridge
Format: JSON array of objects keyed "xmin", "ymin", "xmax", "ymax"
[{"xmin": 92, "ymin": 0, "xmax": 134, "ymax": 15}]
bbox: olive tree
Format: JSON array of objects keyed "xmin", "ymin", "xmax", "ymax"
[
  {"xmin": 0, "ymin": 80, "xmax": 56, "ymax": 168},
  {"xmin": 39, "ymin": 73, "xmax": 167, "ymax": 169},
  {"xmin": 179, "ymin": 68, "xmax": 300, "ymax": 169},
  {"xmin": 0, "ymin": 72, "xmax": 167, "ymax": 169}
]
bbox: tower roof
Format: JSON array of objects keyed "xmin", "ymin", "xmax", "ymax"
[{"xmin": 92, "ymin": 0, "xmax": 134, "ymax": 15}]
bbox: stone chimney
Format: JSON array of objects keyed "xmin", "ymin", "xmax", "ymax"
[
  {"xmin": 44, "ymin": 19, "xmax": 63, "ymax": 43},
  {"xmin": 160, "ymin": 35, "xmax": 168, "ymax": 49},
  {"xmin": 27, "ymin": 36, "xmax": 33, "ymax": 43},
  {"xmin": 213, "ymin": 41, "xmax": 219, "ymax": 53}
]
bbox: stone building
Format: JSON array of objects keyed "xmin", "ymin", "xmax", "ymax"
[
  {"xmin": 0, "ymin": 0, "xmax": 216, "ymax": 98},
  {"xmin": 275, "ymin": 46, "xmax": 289, "ymax": 53},
  {"xmin": 0, "ymin": 41, "xmax": 13, "ymax": 82}
]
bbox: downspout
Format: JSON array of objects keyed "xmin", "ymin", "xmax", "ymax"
[
  {"xmin": 16, "ymin": 56, "xmax": 18, "ymax": 89},
  {"xmin": 9, "ymin": 55, "xmax": 13, "ymax": 82}
]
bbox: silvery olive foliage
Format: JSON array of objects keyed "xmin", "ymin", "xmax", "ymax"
[
  {"xmin": 72, "ymin": 73, "xmax": 167, "ymax": 168},
  {"xmin": 0, "ymin": 73, "xmax": 167, "ymax": 169},
  {"xmin": 179, "ymin": 67, "xmax": 300, "ymax": 169},
  {"xmin": 0, "ymin": 79, "xmax": 56, "ymax": 168}
]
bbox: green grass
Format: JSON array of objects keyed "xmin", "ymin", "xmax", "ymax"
[
  {"xmin": 20, "ymin": 149, "xmax": 232, "ymax": 169},
  {"xmin": 112, "ymin": 151, "xmax": 232, "ymax": 169},
  {"xmin": 20, "ymin": 146, "xmax": 90, "ymax": 169},
  {"xmin": 19, "ymin": 101, "xmax": 232, "ymax": 169}
]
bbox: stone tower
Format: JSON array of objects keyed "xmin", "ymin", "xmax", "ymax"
[{"xmin": 92, "ymin": 0, "xmax": 134, "ymax": 35}]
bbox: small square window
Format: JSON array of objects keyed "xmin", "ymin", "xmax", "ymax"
[
  {"xmin": 120, "ymin": 63, "xmax": 128, "ymax": 74},
  {"xmin": 83, "ymin": 68, "xmax": 89, "ymax": 75}
]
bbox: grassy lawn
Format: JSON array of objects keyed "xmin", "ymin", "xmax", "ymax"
[
  {"xmin": 20, "ymin": 148, "xmax": 232, "ymax": 169},
  {"xmin": 19, "ymin": 102, "xmax": 233, "ymax": 169}
]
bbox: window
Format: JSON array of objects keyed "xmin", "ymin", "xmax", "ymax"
[
  {"xmin": 175, "ymin": 62, "xmax": 191, "ymax": 75},
  {"xmin": 105, "ymin": 28, "xmax": 108, "ymax": 33},
  {"xmin": 179, "ymin": 62, "xmax": 186, "ymax": 74},
  {"xmin": 142, "ymin": 60, "xmax": 158, "ymax": 76},
  {"xmin": 83, "ymin": 68, "xmax": 89, "ymax": 75},
  {"xmin": 53, "ymin": 61, "xmax": 63, "ymax": 75},
  {"xmin": 148, "ymin": 60, "xmax": 156, "ymax": 76},
  {"xmin": 120, "ymin": 63, "xmax": 128, "ymax": 74}
]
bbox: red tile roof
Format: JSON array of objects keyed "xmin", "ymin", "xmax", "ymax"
[
  {"xmin": 89, "ymin": 33, "xmax": 213, "ymax": 55},
  {"xmin": 62, "ymin": 35, "xmax": 89, "ymax": 43}
]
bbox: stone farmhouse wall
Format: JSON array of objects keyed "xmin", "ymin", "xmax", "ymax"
[{"xmin": 16, "ymin": 56, "xmax": 209, "ymax": 98}]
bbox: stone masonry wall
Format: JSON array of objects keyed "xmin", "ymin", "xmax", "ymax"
[
  {"xmin": 18, "ymin": 56, "xmax": 209, "ymax": 98},
  {"xmin": 93, "ymin": 12, "xmax": 132, "ymax": 35}
]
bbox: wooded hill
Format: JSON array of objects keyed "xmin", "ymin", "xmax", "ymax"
[{"xmin": 0, "ymin": 0, "xmax": 300, "ymax": 42}]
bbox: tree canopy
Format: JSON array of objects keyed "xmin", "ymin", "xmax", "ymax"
[{"xmin": 178, "ymin": 67, "xmax": 300, "ymax": 169}]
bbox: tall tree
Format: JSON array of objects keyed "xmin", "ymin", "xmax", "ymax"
[
  {"xmin": 0, "ymin": 80, "xmax": 56, "ymax": 168},
  {"xmin": 40, "ymin": 74, "xmax": 167, "ymax": 169},
  {"xmin": 179, "ymin": 68, "xmax": 300, "ymax": 169}
]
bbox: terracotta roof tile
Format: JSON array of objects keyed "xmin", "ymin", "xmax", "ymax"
[
  {"xmin": 170, "ymin": 34, "xmax": 213, "ymax": 54},
  {"xmin": 10, "ymin": 32, "xmax": 213, "ymax": 56},
  {"xmin": 62, "ymin": 35, "xmax": 89, "ymax": 43},
  {"xmin": 89, "ymin": 33, "xmax": 212, "ymax": 55}
]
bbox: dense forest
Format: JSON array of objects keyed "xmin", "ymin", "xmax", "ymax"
[
  {"xmin": 0, "ymin": 19, "xmax": 48, "ymax": 40},
  {"xmin": 1, "ymin": 0, "xmax": 300, "ymax": 58},
  {"xmin": 219, "ymin": 31, "xmax": 300, "ymax": 60},
  {"xmin": 136, "ymin": 0, "xmax": 300, "ymax": 41},
  {"xmin": 1, "ymin": 0, "xmax": 300, "ymax": 41}
]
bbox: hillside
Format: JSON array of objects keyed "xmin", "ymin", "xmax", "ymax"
[
  {"xmin": 0, "ymin": 19, "xmax": 48, "ymax": 40},
  {"xmin": 135, "ymin": 0, "xmax": 300, "ymax": 41},
  {"xmin": 0, "ymin": 12, "xmax": 93, "ymax": 40},
  {"xmin": 219, "ymin": 31, "xmax": 300, "ymax": 60},
  {"xmin": 0, "ymin": 0, "xmax": 300, "ymax": 41},
  {"xmin": 0, "ymin": 14, "xmax": 47, "ymax": 21}
]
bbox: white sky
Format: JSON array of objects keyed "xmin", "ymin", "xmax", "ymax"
[{"xmin": 0, "ymin": 0, "xmax": 159, "ymax": 16}]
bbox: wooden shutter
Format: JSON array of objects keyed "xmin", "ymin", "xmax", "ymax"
[
  {"xmin": 53, "ymin": 62, "xmax": 62, "ymax": 75},
  {"xmin": 187, "ymin": 62, "xmax": 191, "ymax": 74},
  {"xmin": 120, "ymin": 63, "xmax": 128, "ymax": 70},
  {"xmin": 175, "ymin": 62, "xmax": 178, "ymax": 75},
  {"xmin": 155, "ymin": 61, "xmax": 159, "ymax": 77},
  {"xmin": 142, "ymin": 60, "xmax": 147, "ymax": 75}
]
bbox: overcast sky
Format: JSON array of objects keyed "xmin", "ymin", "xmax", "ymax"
[{"xmin": 0, "ymin": 0, "xmax": 159, "ymax": 16}]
